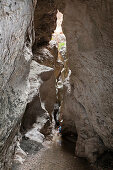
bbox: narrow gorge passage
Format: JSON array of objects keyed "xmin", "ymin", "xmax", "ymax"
[
  {"xmin": 13, "ymin": 9, "xmax": 86, "ymax": 170},
  {"xmin": 0, "ymin": 0, "xmax": 113, "ymax": 170}
]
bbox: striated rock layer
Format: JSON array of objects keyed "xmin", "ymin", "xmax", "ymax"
[{"xmin": 59, "ymin": 0, "xmax": 113, "ymax": 162}]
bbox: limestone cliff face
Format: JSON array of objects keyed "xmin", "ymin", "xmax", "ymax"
[
  {"xmin": 0, "ymin": 0, "xmax": 35, "ymax": 168},
  {"xmin": 60, "ymin": 0, "xmax": 113, "ymax": 162}
]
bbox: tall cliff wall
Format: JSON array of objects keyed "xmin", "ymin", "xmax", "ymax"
[
  {"xmin": 59, "ymin": 0, "xmax": 113, "ymax": 162},
  {"xmin": 1, "ymin": 0, "xmax": 113, "ymax": 168},
  {"xmin": 0, "ymin": 0, "xmax": 35, "ymax": 169},
  {"xmin": 0, "ymin": 0, "xmax": 57, "ymax": 169}
]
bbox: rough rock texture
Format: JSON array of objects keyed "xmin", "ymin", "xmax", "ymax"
[
  {"xmin": 0, "ymin": 0, "xmax": 58, "ymax": 168},
  {"xmin": 33, "ymin": 0, "xmax": 57, "ymax": 47},
  {"xmin": 62, "ymin": 73, "xmax": 105, "ymax": 162},
  {"xmin": 19, "ymin": 60, "xmax": 56, "ymax": 168},
  {"xmin": 1, "ymin": 0, "xmax": 113, "ymax": 167},
  {"xmin": 0, "ymin": 0, "xmax": 35, "ymax": 169},
  {"xmin": 33, "ymin": 43, "xmax": 63, "ymax": 80},
  {"xmin": 33, "ymin": 46, "xmax": 57, "ymax": 68},
  {"xmin": 39, "ymin": 63, "xmax": 56, "ymax": 116},
  {"xmin": 21, "ymin": 60, "xmax": 56, "ymax": 132},
  {"xmin": 60, "ymin": 0, "xmax": 113, "ymax": 162},
  {"xmin": 13, "ymin": 141, "xmax": 27, "ymax": 165}
]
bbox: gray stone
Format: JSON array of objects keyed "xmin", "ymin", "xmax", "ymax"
[
  {"xmin": 0, "ymin": 0, "xmax": 35, "ymax": 168},
  {"xmin": 21, "ymin": 60, "xmax": 56, "ymax": 132},
  {"xmin": 60, "ymin": 0, "xmax": 113, "ymax": 162}
]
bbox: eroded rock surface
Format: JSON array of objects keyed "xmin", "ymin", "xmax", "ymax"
[
  {"xmin": 18, "ymin": 59, "xmax": 56, "ymax": 168},
  {"xmin": 1, "ymin": 0, "xmax": 113, "ymax": 168},
  {"xmin": 33, "ymin": 43, "xmax": 63, "ymax": 80},
  {"xmin": 21, "ymin": 60, "xmax": 56, "ymax": 132},
  {"xmin": 33, "ymin": 0, "xmax": 57, "ymax": 47},
  {"xmin": 0, "ymin": 0, "xmax": 35, "ymax": 168},
  {"xmin": 60, "ymin": 0, "xmax": 113, "ymax": 162},
  {"xmin": 0, "ymin": 0, "xmax": 58, "ymax": 168}
]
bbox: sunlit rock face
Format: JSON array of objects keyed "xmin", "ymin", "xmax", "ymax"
[
  {"xmin": 59, "ymin": 0, "xmax": 113, "ymax": 162},
  {"xmin": 0, "ymin": 0, "xmax": 35, "ymax": 168}
]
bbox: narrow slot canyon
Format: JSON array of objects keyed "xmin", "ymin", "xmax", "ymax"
[{"xmin": 0, "ymin": 0, "xmax": 113, "ymax": 170}]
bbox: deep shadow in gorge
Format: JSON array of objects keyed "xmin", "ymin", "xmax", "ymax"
[{"xmin": 0, "ymin": 0, "xmax": 113, "ymax": 170}]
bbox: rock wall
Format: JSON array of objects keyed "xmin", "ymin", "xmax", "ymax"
[
  {"xmin": 0, "ymin": 0, "xmax": 58, "ymax": 168},
  {"xmin": 33, "ymin": 0, "xmax": 57, "ymax": 47},
  {"xmin": 33, "ymin": 42, "xmax": 63, "ymax": 80},
  {"xmin": 1, "ymin": 0, "xmax": 113, "ymax": 167},
  {"xmin": 0, "ymin": 0, "xmax": 35, "ymax": 169},
  {"xmin": 59, "ymin": 0, "xmax": 113, "ymax": 162},
  {"xmin": 21, "ymin": 60, "xmax": 56, "ymax": 132}
]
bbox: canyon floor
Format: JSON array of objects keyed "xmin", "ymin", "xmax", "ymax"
[{"xmin": 14, "ymin": 129, "xmax": 94, "ymax": 170}]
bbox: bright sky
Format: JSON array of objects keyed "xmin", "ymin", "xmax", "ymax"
[{"xmin": 54, "ymin": 10, "xmax": 63, "ymax": 34}]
